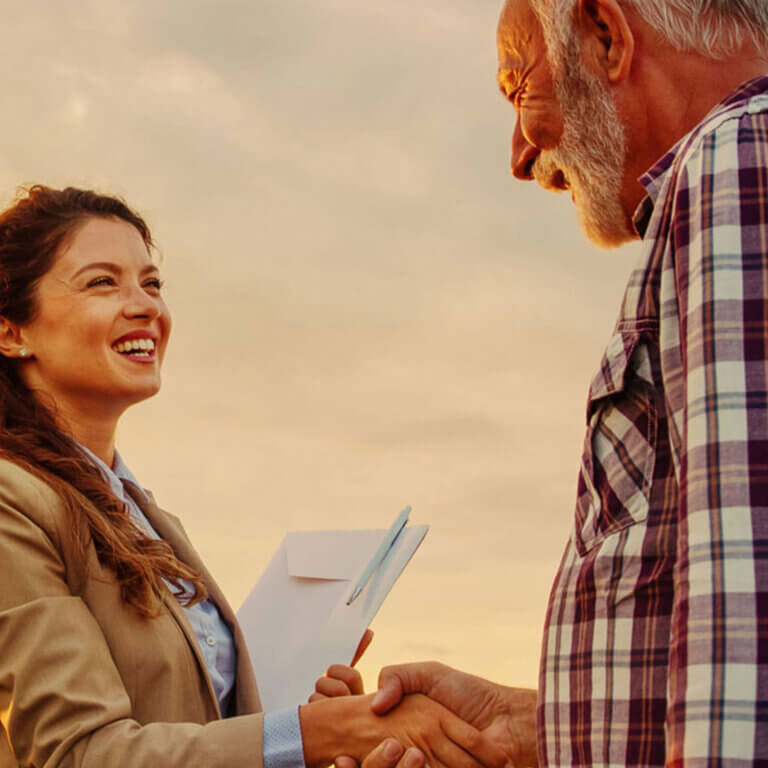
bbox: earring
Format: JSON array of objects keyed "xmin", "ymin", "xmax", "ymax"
[{"xmin": 19, "ymin": 348, "xmax": 28, "ymax": 358}]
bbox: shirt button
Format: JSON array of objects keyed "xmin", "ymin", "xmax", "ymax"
[{"xmin": 206, "ymin": 635, "xmax": 217, "ymax": 647}]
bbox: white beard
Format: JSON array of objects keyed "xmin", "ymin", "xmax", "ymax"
[{"xmin": 534, "ymin": 30, "xmax": 634, "ymax": 247}]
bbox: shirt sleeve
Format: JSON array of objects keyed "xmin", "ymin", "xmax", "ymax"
[
  {"xmin": 264, "ymin": 708, "xmax": 307, "ymax": 768},
  {"xmin": 665, "ymin": 109, "xmax": 768, "ymax": 763}
]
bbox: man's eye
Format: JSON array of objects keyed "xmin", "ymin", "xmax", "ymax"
[{"xmin": 501, "ymin": 79, "xmax": 521, "ymax": 104}]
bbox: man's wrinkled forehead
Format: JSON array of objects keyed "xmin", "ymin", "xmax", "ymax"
[{"xmin": 496, "ymin": 0, "xmax": 545, "ymax": 90}]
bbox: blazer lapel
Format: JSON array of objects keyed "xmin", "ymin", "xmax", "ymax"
[{"xmin": 126, "ymin": 485, "xmax": 262, "ymax": 716}]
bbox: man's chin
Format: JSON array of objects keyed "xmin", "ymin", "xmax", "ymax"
[{"xmin": 578, "ymin": 202, "xmax": 638, "ymax": 249}]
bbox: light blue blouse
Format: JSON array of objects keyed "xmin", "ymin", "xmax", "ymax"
[{"xmin": 83, "ymin": 447, "xmax": 305, "ymax": 768}]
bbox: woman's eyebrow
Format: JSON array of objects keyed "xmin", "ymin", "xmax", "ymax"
[{"xmin": 70, "ymin": 261, "xmax": 159, "ymax": 279}]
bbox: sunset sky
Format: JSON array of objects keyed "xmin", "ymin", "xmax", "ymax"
[{"xmin": 4, "ymin": 0, "xmax": 642, "ymax": 691}]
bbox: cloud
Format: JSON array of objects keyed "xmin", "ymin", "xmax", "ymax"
[{"xmin": 1, "ymin": 0, "xmax": 640, "ymax": 687}]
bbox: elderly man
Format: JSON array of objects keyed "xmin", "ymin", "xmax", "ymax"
[{"xmin": 321, "ymin": 0, "xmax": 768, "ymax": 765}]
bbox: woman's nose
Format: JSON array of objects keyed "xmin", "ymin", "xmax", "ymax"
[{"xmin": 122, "ymin": 285, "xmax": 160, "ymax": 318}]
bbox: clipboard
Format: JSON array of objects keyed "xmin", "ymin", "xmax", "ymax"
[{"xmin": 236, "ymin": 511, "xmax": 429, "ymax": 711}]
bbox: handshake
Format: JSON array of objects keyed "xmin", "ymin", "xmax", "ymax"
[{"xmin": 299, "ymin": 640, "xmax": 538, "ymax": 768}]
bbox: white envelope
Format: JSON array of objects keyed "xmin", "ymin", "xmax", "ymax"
[{"xmin": 237, "ymin": 525, "xmax": 428, "ymax": 711}]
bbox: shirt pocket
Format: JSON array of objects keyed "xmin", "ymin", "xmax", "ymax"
[{"xmin": 573, "ymin": 327, "xmax": 658, "ymax": 557}]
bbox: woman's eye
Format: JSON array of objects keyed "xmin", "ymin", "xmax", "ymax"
[
  {"xmin": 144, "ymin": 278, "xmax": 164, "ymax": 291},
  {"xmin": 87, "ymin": 276, "xmax": 116, "ymax": 288}
]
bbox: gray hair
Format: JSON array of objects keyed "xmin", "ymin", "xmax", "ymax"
[{"xmin": 529, "ymin": 0, "xmax": 768, "ymax": 60}]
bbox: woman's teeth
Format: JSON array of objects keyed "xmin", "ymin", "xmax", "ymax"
[{"xmin": 113, "ymin": 338, "xmax": 156, "ymax": 356}]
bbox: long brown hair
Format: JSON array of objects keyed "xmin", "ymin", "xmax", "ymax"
[{"xmin": 0, "ymin": 185, "xmax": 207, "ymax": 617}]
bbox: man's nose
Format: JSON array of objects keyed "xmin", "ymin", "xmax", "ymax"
[{"xmin": 511, "ymin": 119, "xmax": 539, "ymax": 181}]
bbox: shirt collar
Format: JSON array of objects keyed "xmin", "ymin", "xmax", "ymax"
[
  {"xmin": 631, "ymin": 73, "xmax": 768, "ymax": 237},
  {"xmin": 77, "ymin": 443, "xmax": 146, "ymax": 502}
]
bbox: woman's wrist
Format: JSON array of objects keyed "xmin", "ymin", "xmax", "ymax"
[{"xmin": 299, "ymin": 694, "xmax": 380, "ymax": 768}]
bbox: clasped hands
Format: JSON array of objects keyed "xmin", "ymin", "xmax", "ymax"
[{"xmin": 302, "ymin": 640, "xmax": 538, "ymax": 768}]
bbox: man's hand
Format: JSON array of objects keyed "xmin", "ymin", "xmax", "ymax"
[
  {"xmin": 354, "ymin": 740, "xmax": 425, "ymax": 768},
  {"xmin": 300, "ymin": 692, "xmax": 509, "ymax": 768},
  {"xmin": 372, "ymin": 663, "xmax": 538, "ymax": 768}
]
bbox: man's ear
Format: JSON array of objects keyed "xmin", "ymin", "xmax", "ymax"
[
  {"xmin": 578, "ymin": 0, "xmax": 634, "ymax": 84},
  {"xmin": 0, "ymin": 317, "xmax": 30, "ymax": 359}
]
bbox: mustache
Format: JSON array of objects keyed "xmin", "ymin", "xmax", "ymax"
[{"xmin": 532, "ymin": 153, "xmax": 569, "ymax": 191}]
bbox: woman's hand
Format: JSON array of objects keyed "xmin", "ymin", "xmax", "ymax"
[
  {"xmin": 310, "ymin": 663, "xmax": 365, "ymax": 701},
  {"xmin": 309, "ymin": 629, "xmax": 372, "ymax": 701},
  {"xmin": 371, "ymin": 693, "xmax": 508, "ymax": 768},
  {"xmin": 299, "ymin": 692, "xmax": 509, "ymax": 768}
]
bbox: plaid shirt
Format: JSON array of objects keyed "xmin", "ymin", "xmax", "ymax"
[{"xmin": 538, "ymin": 76, "xmax": 768, "ymax": 766}]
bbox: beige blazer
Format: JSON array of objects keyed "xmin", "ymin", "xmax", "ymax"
[{"xmin": 0, "ymin": 459, "xmax": 265, "ymax": 767}]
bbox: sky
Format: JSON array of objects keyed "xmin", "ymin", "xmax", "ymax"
[{"xmin": 4, "ymin": 0, "xmax": 642, "ymax": 692}]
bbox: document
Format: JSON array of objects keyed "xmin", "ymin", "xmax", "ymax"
[{"xmin": 236, "ymin": 518, "xmax": 429, "ymax": 711}]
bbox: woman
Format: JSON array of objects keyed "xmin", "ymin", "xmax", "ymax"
[{"xmin": 0, "ymin": 186, "xmax": 506, "ymax": 768}]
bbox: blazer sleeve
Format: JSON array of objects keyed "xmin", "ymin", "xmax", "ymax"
[{"xmin": 0, "ymin": 466, "xmax": 265, "ymax": 768}]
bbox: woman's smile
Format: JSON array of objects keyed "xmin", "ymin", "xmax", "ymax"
[{"xmin": 111, "ymin": 331, "xmax": 159, "ymax": 363}]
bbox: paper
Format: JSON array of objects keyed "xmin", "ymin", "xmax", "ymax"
[{"xmin": 236, "ymin": 524, "xmax": 429, "ymax": 711}]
